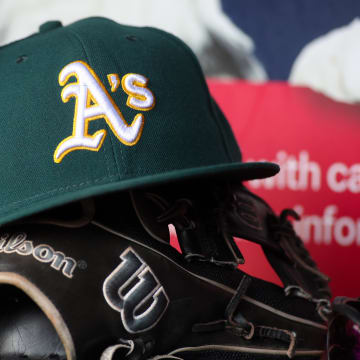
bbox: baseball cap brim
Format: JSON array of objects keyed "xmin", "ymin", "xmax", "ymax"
[{"xmin": 2, "ymin": 161, "xmax": 278, "ymax": 226}]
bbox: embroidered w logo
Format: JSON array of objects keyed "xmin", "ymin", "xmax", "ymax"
[
  {"xmin": 54, "ymin": 61, "xmax": 155, "ymax": 163},
  {"xmin": 103, "ymin": 247, "xmax": 169, "ymax": 333}
]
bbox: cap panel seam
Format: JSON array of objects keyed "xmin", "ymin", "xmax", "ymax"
[
  {"xmin": 65, "ymin": 28, "xmax": 118, "ymax": 179},
  {"xmin": 145, "ymin": 27, "xmax": 234, "ymax": 163}
]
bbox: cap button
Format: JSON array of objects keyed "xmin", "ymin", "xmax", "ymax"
[{"xmin": 39, "ymin": 21, "xmax": 63, "ymax": 33}]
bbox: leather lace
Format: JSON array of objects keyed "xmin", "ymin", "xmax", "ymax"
[
  {"xmin": 192, "ymin": 275, "xmax": 298, "ymax": 358},
  {"xmin": 100, "ymin": 337, "xmax": 183, "ymax": 360},
  {"xmin": 269, "ymin": 209, "xmax": 330, "ymax": 282}
]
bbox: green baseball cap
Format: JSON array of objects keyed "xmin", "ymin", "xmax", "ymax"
[{"xmin": 0, "ymin": 17, "xmax": 279, "ymax": 225}]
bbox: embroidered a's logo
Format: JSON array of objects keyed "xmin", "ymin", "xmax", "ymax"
[
  {"xmin": 103, "ymin": 247, "xmax": 169, "ymax": 333},
  {"xmin": 54, "ymin": 61, "xmax": 155, "ymax": 163}
]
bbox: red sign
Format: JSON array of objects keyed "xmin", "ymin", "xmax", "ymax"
[{"xmin": 209, "ymin": 79, "xmax": 360, "ymax": 298}]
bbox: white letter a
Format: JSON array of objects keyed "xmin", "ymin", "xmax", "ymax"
[{"xmin": 54, "ymin": 61, "xmax": 144, "ymax": 163}]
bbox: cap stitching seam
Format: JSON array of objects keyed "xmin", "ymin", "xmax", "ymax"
[{"xmin": 145, "ymin": 27, "xmax": 234, "ymax": 162}]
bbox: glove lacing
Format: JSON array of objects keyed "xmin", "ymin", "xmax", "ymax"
[
  {"xmin": 269, "ymin": 209, "xmax": 328, "ymax": 280},
  {"xmin": 192, "ymin": 275, "xmax": 298, "ymax": 359},
  {"xmin": 269, "ymin": 209, "xmax": 332, "ymax": 318},
  {"xmin": 100, "ymin": 338, "xmax": 184, "ymax": 360}
]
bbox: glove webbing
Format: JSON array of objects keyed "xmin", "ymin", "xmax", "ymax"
[
  {"xmin": 151, "ymin": 191, "xmax": 244, "ymax": 267},
  {"xmin": 224, "ymin": 185, "xmax": 332, "ymax": 300}
]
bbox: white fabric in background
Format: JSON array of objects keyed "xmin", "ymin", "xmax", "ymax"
[
  {"xmin": 290, "ymin": 18, "xmax": 360, "ymax": 104},
  {"xmin": 0, "ymin": 0, "xmax": 267, "ymax": 81}
]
